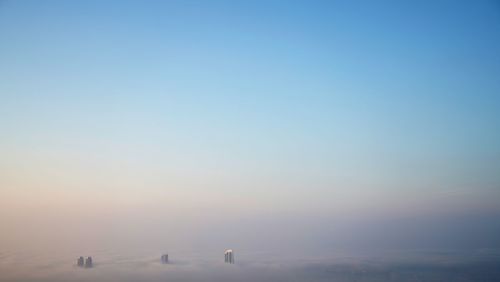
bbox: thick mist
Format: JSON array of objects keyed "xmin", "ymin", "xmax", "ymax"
[{"xmin": 1, "ymin": 248, "xmax": 500, "ymax": 282}]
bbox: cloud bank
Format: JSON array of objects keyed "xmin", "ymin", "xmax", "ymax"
[{"xmin": 1, "ymin": 249, "xmax": 500, "ymax": 282}]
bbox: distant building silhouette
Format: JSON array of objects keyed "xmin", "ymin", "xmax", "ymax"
[
  {"xmin": 85, "ymin": 256, "xmax": 93, "ymax": 268},
  {"xmin": 161, "ymin": 254, "xmax": 168, "ymax": 264},
  {"xmin": 77, "ymin": 256, "xmax": 84, "ymax": 267},
  {"xmin": 224, "ymin": 249, "xmax": 234, "ymax": 264}
]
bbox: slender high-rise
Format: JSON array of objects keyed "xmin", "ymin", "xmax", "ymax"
[
  {"xmin": 161, "ymin": 254, "xmax": 169, "ymax": 264},
  {"xmin": 77, "ymin": 256, "xmax": 84, "ymax": 267},
  {"xmin": 224, "ymin": 249, "xmax": 234, "ymax": 264},
  {"xmin": 85, "ymin": 257, "xmax": 93, "ymax": 268}
]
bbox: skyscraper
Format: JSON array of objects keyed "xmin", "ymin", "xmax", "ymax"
[
  {"xmin": 77, "ymin": 256, "xmax": 84, "ymax": 267},
  {"xmin": 161, "ymin": 254, "xmax": 168, "ymax": 264},
  {"xmin": 85, "ymin": 257, "xmax": 93, "ymax": 268},
  {"xmin": 224, "ymin": 249, "xmax": 234, "ymax": 264}
]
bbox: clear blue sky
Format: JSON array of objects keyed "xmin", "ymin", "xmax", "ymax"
[{"xmin": 1, "ymin": 0, "xmax": 500, "ymax": 251}]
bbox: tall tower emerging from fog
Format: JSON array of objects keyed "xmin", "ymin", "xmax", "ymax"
[
  {"xmin": 85, "ymin": 257, "xmax": 93, "ymax": 268},
  {"xmin": 224, "ymin": 249, "xmax": 234, "ymax": 264},
  {"xmin": 77, "ymin": 257, "xmax": 84, "ymax": 267},
  {"xmin": 161, "ymin": 254, "xmax": 168, "ymax": 264}
]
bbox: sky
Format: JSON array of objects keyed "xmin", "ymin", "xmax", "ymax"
[{"xmin": 1, "ymin": 0, "xmax": 500, "ymax": 257}]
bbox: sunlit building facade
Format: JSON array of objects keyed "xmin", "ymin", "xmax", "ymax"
[{"xmin": 224, "ymin": 249, "xmax": 234, "ymax": 264}]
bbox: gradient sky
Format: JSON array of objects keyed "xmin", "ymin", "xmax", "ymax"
[{"xmin": 1, "ymin": 0, "xmax": 500, "ymax": 253}]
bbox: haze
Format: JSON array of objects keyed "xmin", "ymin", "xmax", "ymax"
[{"xmin": 1, "ymin": 0, "xmax": 500, "ymax": 281}]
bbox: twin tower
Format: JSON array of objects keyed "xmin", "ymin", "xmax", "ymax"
[{"xmin": 76, "ymin": 256, "xmax": 92, "ymax": 268}]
